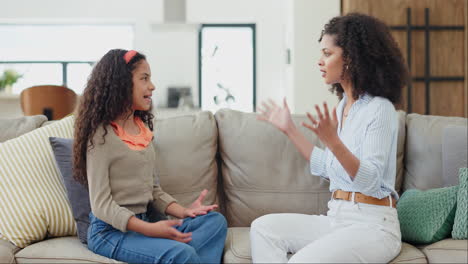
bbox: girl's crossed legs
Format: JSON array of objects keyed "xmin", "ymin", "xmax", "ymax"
[{"xmin": 88, "ymin": 211, "xmax": 227, "ymax": 264}]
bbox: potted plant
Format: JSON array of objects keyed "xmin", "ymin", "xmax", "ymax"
[{"xmin": 0, "ymin": 69, "xmax": 23, "ymax": 94}]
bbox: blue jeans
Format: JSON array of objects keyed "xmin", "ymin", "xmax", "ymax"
[{"xmin": 87, "ymin": 211, "xmax": 227, "ymax": 263}]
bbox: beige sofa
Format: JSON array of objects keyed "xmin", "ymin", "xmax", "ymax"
[{"xmin": 0, "ymin": 109, "xmax": 467, "ymax": 263}]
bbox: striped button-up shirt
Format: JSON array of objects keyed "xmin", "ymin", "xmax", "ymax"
[{"xmin": 310, "ymin": 93, "xmax": 399, "ymax": 199}]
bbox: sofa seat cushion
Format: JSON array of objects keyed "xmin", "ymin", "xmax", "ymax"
[
  {"xmin": 14, "ymin": 237, "xmax": 124, "ymax": 264},
  {"xmin": 391, "ymin": 243, "xmax": 428, "ymax": 263},
  {"xmin": 223, "ymin": 227, "xmax": 427, "ymax": 263},
  {"xmin": 420, "ymin": 239, "xmax": 468, "ymax": 263},
  {"xmin": 224, "ymin": 227, "xmax": 252, "ymax": 263},
  {"xmin": 0, "ymin": 239, "xmax": 20, "ymax": 264}
]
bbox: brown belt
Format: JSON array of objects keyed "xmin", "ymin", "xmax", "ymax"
[{"xmin": 332, "ymin": 190, "xmax": 396, "ymax": 208}]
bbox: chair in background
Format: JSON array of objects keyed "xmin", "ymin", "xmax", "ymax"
[{"xmin": 20, "ymin": 85, "xmax": 77, "ymax": 120}]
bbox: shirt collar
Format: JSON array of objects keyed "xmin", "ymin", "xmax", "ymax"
[
  {"xmin": 343, "ymin": 92, "xmax": 373, "ymax": 106},
  {"xmin": 358, "ymin": 93, "xmax": 373, "ymax": 105}
]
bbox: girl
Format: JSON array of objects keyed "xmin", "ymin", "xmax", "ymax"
[
  {"xmin": 252, "ymin": 13, "xmax": 409, "ymax": 263},
  {"xmin": 73, "ymin": 49, "xmax": 227, "ymax": 263}
]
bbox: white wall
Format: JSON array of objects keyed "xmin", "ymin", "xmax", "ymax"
[
  {"xmin": 0, "ymin": 0, "xmax": 163, "ymax": 19},
  {"xmin": 146, "ymin": 24, "xmax": 199, "ymax": 107},
  {"xmin": 0, "ymin": 96, "xmax": 23, "ymax": 117},
  {"xmin": 290, "ymin": 0, "xmax": 341, "ymax": 114}
]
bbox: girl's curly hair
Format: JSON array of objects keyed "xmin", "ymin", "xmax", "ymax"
[
  {"xmin": 319, "ymin": 13, "xmax": 409, "ymax": 104},
  {"xmin": 73, "ymin": 49, "xmax": 154, "ymax": 186}
]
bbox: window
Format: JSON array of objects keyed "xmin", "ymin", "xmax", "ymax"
[
  {"xmin": 0, "ymin": 24, "xmax": 134, "ymax": 94},
  {"xmin": 199, "ymin": 24, "xmax": 256, "ymax": 112}
]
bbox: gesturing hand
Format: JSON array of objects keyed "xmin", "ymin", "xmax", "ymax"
[
  {"xmin": 146, "ymin": 219, "xmax": 192, "ymax": 243},
  {"xmin": 257, "ymin": 98, "xmax": 296, "ymax": 135},
  {"xmin": 183, "ymin": 189, "xmax": 218, "ymax": 218},
  {"xmin": 302, "ymin": 102, "xmax": 340, "ymax": 149}
]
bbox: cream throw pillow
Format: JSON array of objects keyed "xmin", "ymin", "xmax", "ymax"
[{"xmin": 0, "ymin": 116, "xmax": 76, "ymax": 248}]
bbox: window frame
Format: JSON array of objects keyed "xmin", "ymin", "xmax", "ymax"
[
  {"xmin": 0, "ymin": 22, "xmax": 135, "ymax": 94},
  {"xmin": 198, "ymin": 23, "xmax": 256, "ymax": 112}
]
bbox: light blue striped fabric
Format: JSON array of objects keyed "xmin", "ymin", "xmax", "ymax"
[{"xmin": 310, "ymin": 93, "xmax": 399, "ymax": 199}]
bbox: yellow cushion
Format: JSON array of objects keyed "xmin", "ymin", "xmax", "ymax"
[{"xmin": 0, "ymin": 116, "xmax": 76, "ymax": 248}]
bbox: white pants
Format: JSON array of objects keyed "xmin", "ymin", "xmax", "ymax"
[{"xmin": 250, "ymin": 198, "xmax": 402, "ymax": 263}]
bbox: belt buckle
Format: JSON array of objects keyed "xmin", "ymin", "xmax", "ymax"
[{"xmin": 332, "ymin": 190, "xmax": 336, "ymax": 200}]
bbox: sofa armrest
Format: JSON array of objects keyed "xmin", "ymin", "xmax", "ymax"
[
  {"xmin": 0, "ymin": 115, "xmax": 47, "ymax": 143},
  {"xmin": 0, "ymin": 239, "xmax": 19, "ymax": 264}
]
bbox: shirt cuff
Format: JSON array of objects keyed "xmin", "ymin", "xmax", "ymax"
[
  {"xmin": 310, "ymin": 146, "xmax": 327, "ymax": 176},
  {"xmin": 112, "ymin": 207, "xmax": 135, "ymax": 232},
  {"xmin": 352, "ymin": 161, "xmax": 374, "ymax": 190},
  {"xmin": 154, "ymin": 194, "xmax": 178, "ymax": 215}
]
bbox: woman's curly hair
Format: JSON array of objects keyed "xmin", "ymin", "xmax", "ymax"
[
  {"xmin": 319, "ymin": 13, "xmax": 409, "ymax": 104},
  {"xmin": 73, "ymin": 49, "xmax": 154, "ymax": 186}
]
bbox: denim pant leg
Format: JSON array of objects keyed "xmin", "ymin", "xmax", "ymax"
[
  {"xmin": 177, "ymin": 212, "xmax": 228, "ymax": 264},
  {"xmin": 88, "ymin": 212, "xmax": 201, "ymax": 264}
]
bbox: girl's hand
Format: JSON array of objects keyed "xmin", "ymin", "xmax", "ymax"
[
  {"xmin": 183, "ymin": 189, "xmax": 218, "ymax": 218},
  {"xmin": 302, "ymin": 102, "xmax": 340, "ymax": 150},
  {"xmin": 257, "ymin": 98, "xmax": 296, "ymax": 135},
  {"xmin": 146, "ymin": 220, "xmax": 192, "ymax": 243}
]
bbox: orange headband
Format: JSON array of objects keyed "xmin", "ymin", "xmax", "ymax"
[{"xmin": 123, "ymin": 50, "xmax": 137, "ymax": 64}]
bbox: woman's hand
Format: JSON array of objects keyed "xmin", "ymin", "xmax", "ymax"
[
  {"xmin": 145, "ymin": 219, "xmax": 192, "ymax": 243},
  {"xmin": 183, "ymin": 189, "xmax": 218, "ymax": 218},
  {"xmin": 257, "ymin": 98, "xmax": 296, "ymax": 135},
  {"xmin": 302, "ymin": 102, "xmax": 340, "ymax": 150}
]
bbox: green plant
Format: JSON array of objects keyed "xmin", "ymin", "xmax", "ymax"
[{"xmin": 0, "ymin": 69, "xmax": 23, "ymax": 90}]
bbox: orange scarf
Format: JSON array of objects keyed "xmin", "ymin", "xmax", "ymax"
[{"xmin": 110, "ymin": 117, "xmax": 153, "ymax": 150}]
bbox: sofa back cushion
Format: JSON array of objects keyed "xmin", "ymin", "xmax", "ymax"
[
  {"xmin": 0, "ymin": 116, "xmax": 76, "ymax": 248},
  {"xmin": 0, "ymin": 115, "xmax": 47, "ymax": 143},
  {"xmin": 395, "ymin": 111, "xmax": 406, "ymax": 194},
  {"xmin": 153, "ymin": 111, "xmax": 218, "ymax": 207},
  {"xmin": 215, "ymin": 109, "xmax": 330, "ymax": 227},
  {"xmin": 404, "ymin": 114, "xmax": 467, "ymax": 191},
  {"xmin": 442, "ymin": 126, "xmax": 467, "ymax": 187}
]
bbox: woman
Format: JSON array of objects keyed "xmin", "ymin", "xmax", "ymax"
[
  {"xmin": 251, "ymin": 13, "xmax": 408, "ymax": 263},
  {"xmin": 73, "ymin": 49, "xmax": 227, "ymax": 263}
]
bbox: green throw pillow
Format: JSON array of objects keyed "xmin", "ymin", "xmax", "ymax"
[
  {"xmin": 397, "ymin": 185, "xmax": 458, "ymax": 244},
  {"xmin": 452, "ymin": 168, "xmax": 467, "ymax": 239}
]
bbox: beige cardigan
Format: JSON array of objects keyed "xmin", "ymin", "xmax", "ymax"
[{"xmin": 86, "ymin": 125, "xmax": 177, "ymax": 232}]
